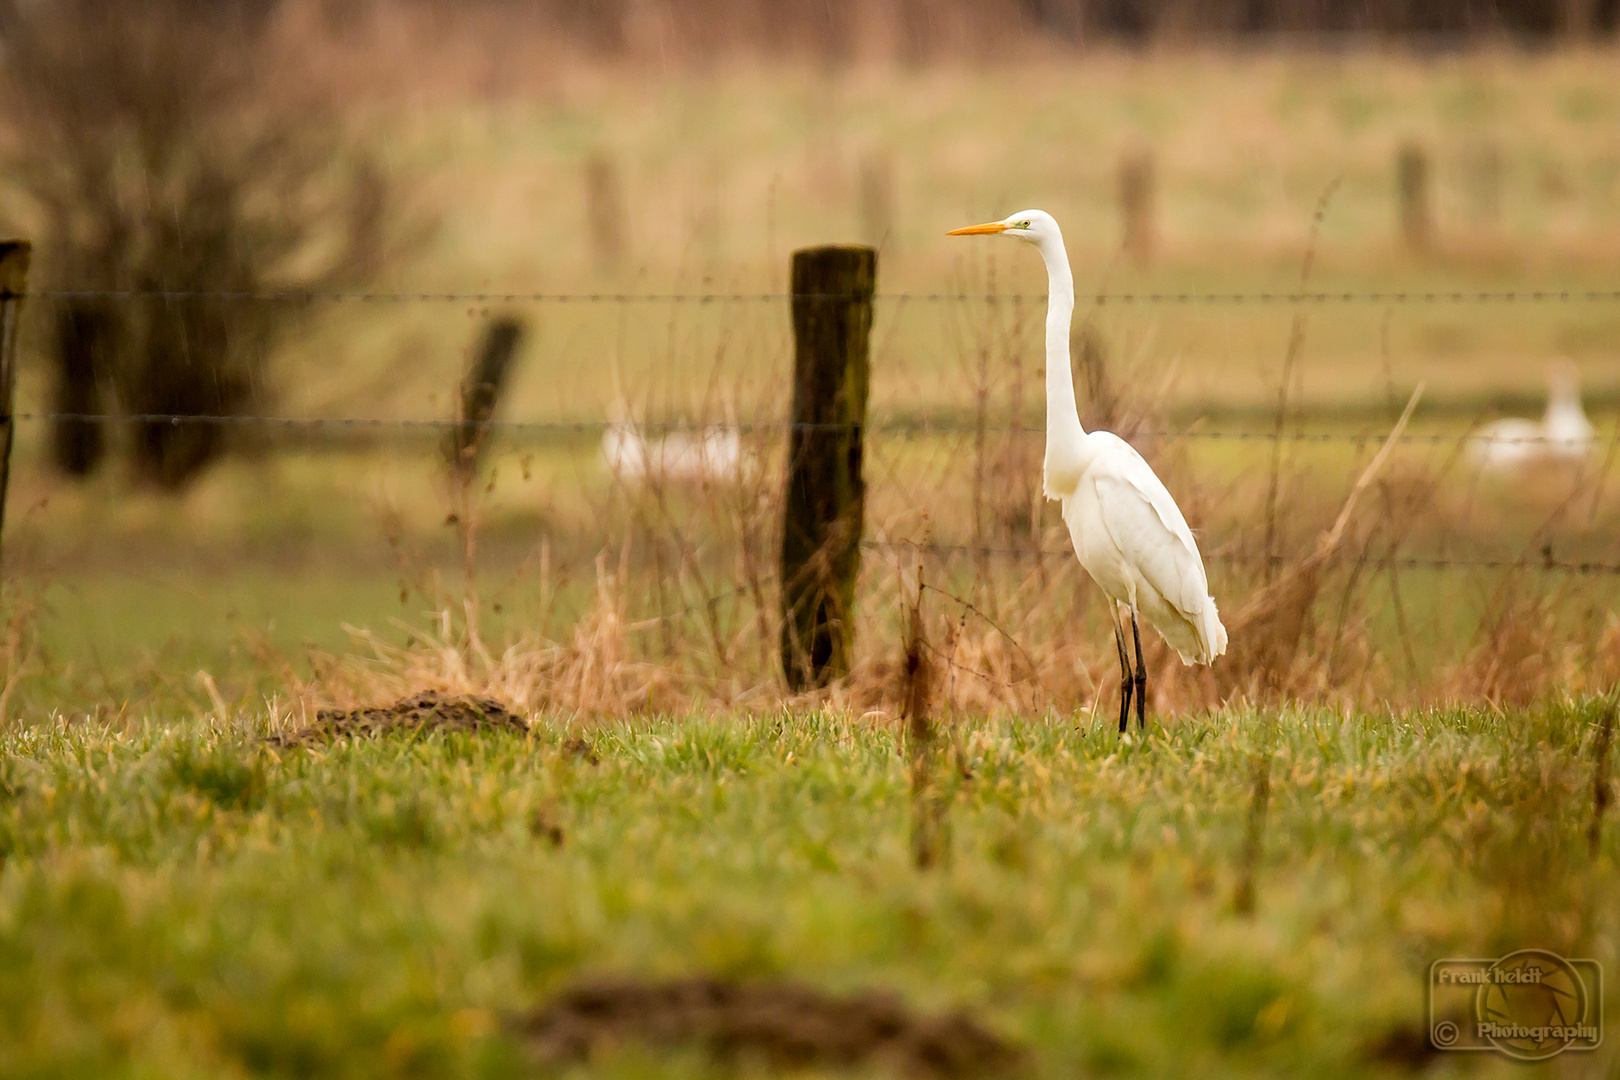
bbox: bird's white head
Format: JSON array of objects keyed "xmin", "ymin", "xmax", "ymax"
[{"xmin": 947, "ymin": 209, "xmax": 1061, "ymax": 248}]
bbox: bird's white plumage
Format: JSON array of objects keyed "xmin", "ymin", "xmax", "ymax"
[
  {"xmin": 949, "ymin": 208, "xmax": 1226, "ymax": 670},
  {"xmin": 602, "ymin": 417, "xmax": 744, "ymax": 482},
  {"xmin": 1060, "ymin": 433, "xmax": 1226, "ymax": 664},
  {"xmin": 1470, "ymin": 360, "xmax": 1594, "ymax": 471}
]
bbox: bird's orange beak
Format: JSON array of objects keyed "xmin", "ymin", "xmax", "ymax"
[{"xmin": 946, "ymin": 221, "xmax": 1007, "ymax": 236}]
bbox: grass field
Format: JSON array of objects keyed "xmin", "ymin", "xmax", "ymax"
[
  {"xmin": 3, "ymin": 42, "xmax": 1620, "ymax": 1077},
  {"xmin": 2, "ymin": 701, "xmax": 1616, "ymax": 1078},
  {"xmin": 6, "ymin": 49, "xmax": 1619, "ymax": 718}
]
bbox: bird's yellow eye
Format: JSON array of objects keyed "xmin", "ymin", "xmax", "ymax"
[{"xmin": 1017, "ymin": 220, "xmax": 1031, "ymax": 229}]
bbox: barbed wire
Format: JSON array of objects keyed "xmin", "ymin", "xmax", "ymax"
[
  {"xmin": 12, "ymin": 411, "xmax": 1614, "ymax": 447},
  {"xmin": 860, "ymin": 540, "xmax": 1620, "ymax": 576},
  {"xmin": 26, "ymin": 287, "xmax": 1620, "ymax": 305}
]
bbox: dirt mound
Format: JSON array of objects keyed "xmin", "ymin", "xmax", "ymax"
[
  {"xmin": 510, "ymin": 976, "xmax": 1027, "ymax": 1078},
  {"xmin": 267, "ymin": 692, "xmax": 528, "ymax": 748},
  {"xmin": 561, "ymin": 735, "xmax": 600, "ymax": 764}
]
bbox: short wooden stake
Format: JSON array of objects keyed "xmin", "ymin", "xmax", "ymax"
[
  {"xmin": 448, "ymin": 316, "xmax": 525, "ymax": 481},
  {"xmin": 0, "ymin": 241, "xmax": 32, "ymax": 571},
  {"xmin": 902, "ymin": 557, "xmax": 939, "ymax": 869},
  {"xmin": 779, "ymin": 245, "xmax": 874, "ymax": 691}
]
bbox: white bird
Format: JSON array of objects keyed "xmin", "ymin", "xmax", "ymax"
[
  {"xmin": 1469, "ymin": 360, "xmax": 1595, "ymax": 470},
  {"xmin": 949, "ymin": 210, "xmax": 1226, "ymax": 733},
  {"xmin": 601, "ymin": 410, "xmax": 744, "ymax": 483}
]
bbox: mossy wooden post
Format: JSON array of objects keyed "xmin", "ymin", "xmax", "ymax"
[
  {"xmin": 448, "ymin": 316, "xmax": 525, "ymax": 481},
  {"xmin": 780, "ymin": 245, "xmax": 873, "ymax": 690},
  {"xmin": 0, "ymin": 242, "xmax": 31, "ymax": 570},
  {"xmin": 1397, "ymin": 142, "xmax": 1432, "ymax": 252}
]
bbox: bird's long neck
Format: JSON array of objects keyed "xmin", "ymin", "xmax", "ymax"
[{"xmin": 1037, "ymin": 233, "xmax": 1090, "ymax": 498}]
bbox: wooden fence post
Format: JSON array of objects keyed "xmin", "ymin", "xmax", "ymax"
[
  {"xmin": 448, "ymin": 316, "xmax": 525, "ymax": 480},
  {"xmin": 0, "ymin": 241, "xmax": 31, "ymax": 569},
  {"xmin": 1119, "ymin": 148, "xmax": 1155, "ymax": 264},
  {"xmin": 780, "ymin": 245, "xmax": 874, "ymax": 691},
  {"xmin": 1397, "ymin": 142, "xmax": 1433, "ymax": 251},
  {"xmin": 50, "ymin": 301, "xmax": 110, "ymax": 477}
]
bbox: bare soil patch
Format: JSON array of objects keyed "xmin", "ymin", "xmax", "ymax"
[
  {"xmin": 510, "ymin": 976, "xmax": 1027, "ymax": 1078},
  {"xmin": 561, "ymin": 735, "xmax": 600, "ymax": 764},
  {"xmin": 268, "ymin": 691, "xmax": 528, "ymax": 748}
]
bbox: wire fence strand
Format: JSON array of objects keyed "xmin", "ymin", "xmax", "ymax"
[
  {"xmin": 26, "ymin": 287, "xmax": 1620, "ymax": 305},
  {"xmin": 859, "ymin": 540, "xmax": 1620, "ymax": 576},
  {"xmin": 15, "ymin": 286, "xmax": 1618, "ymax": 580},
  {"xmin": 13, "ymin": 411, "xmax": 1615, "ymax": 447}
]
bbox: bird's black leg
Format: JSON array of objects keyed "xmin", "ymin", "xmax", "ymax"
[
  {"xmin": 1131, "ymin": 608, "xmax": 1148, "ymax": 731},
  {"xmin": 1112, "ymin": 609, "xmax": 1134, "ymax": 735}
]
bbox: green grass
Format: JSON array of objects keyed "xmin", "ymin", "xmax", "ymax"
[{"xmin": 1, "ymin": 701, "xmax": 1616, "ymax": 1077}]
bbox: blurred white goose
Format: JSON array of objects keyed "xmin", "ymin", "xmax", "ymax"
[
  {"xmin": 1470, "ymin": 361, "xmax": 1594, "ymax": 470},
  {"xmin": 601, "ymin": 407, "xmax": 744, "ymax": 482}
]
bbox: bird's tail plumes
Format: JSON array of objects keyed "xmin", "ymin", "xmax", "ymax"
[
  {"xmin": 1171, "ymin": 594, "xmax": 1227, "ymax": 666},
  {"xmin": 1202, "ymin": 597, "xmax": 1228, "ymax": 662},
  {"xmin": 1159, "ymin": 592, "xmax": 1228, "ymax": 666}
]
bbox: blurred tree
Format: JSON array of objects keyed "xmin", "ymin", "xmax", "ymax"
[{"xmin": 0, "ymin": 0, "xmax": 388, "ymax": 490}]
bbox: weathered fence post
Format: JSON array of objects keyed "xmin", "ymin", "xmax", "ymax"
[
  {"xmin": 50, "ymin": 301, "xmax": 110, "ymax": 477},
  {"xmin": 0, "ymin": 241, "xmax": 31, "ymax": 569},
  {"xmin": 1119, "ymin": 147, "xmax": 1155, "ymax": 263},
  {"xmin": 780, "ymin": 245, "xmax": 873, "ymax": 691},
  {"xmin": 448, "ymin": 316, "xmax": 525, "ymax": 480},
  {"xmin": 1397, "ymin": 142, "xmax": 1433, "ymax": 251}
]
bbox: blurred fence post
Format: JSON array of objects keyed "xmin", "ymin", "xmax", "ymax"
[
  {"xmin": 0, "ymin": 241, "xmax": 31, "ymax": 571},
  {"xmin": 858, "ymin": 151, "xmax": 894, "ymax": 249},
  {"xmin": 1466, "ymin": 140, "xmax": 1502, "ymax": 228},
  {"xmin": 50, "ymin": 301, "xmax": 111, "ymax": 477},
  {"xmin": 1074, "ymin": 323, "xmax": 1116, "ymax": 431},
  {"xmin": 1397, "ymin": 142, "xmax": 1433, "ymax": 251},
  {"xmin": 1560, "ymin": 0, "xmax": 1594, "ymax": 37},
  {"xmin": 780, "ymin": 245, "xmax": 874, "ymax": 690},
  {"xmin": 585, "ymin": 152, "xmax": 625, "ymax": 272},
  {"xmin": 448, "ymin": 316, "xmax": 525, "ymax": 481},
  {"xmin": 1119, "ymin": 148, "xmax": 1155, "ymax": 263}
]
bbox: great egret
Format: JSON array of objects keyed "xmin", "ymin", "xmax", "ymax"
[
  {"xmin": 948, "ymin": 210, "xmax": 1227, "ymax": 732},
  {"xmin": 1470, "ymin": 360, "xmax": 1594, "ymax": 470}
]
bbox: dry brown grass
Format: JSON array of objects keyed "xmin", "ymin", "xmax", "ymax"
[{"xmin": 283, "ymin": 390, "xmax": 1617, "ymax": 736}]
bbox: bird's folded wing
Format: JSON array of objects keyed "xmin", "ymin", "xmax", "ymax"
[{"xmin": 1091, "ymin": 471, "xmax": 1211, "ymax": 619}]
